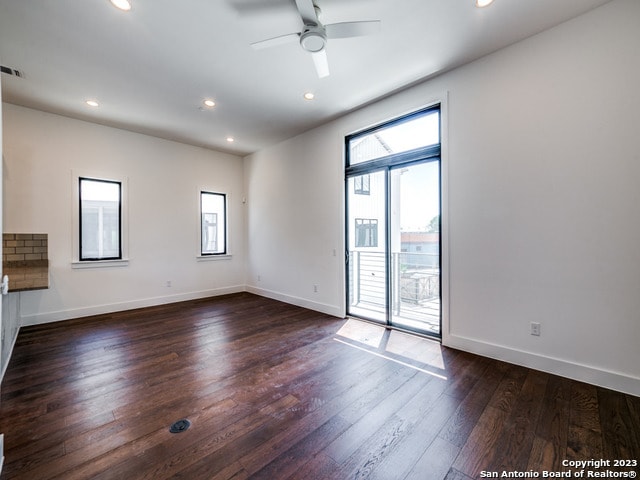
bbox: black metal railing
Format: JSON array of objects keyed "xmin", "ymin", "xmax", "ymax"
[{"xmin": 349, "ymin": 251, "xmax": 440, "ymax": 311}]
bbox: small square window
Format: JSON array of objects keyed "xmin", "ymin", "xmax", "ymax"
[
  {"xmin": 354, "ymin": 175, "xmax": 370, "ymax": 195},
  {"xmin": 355, "ymin": 218, "xmax": 378, "ymax": 247}
]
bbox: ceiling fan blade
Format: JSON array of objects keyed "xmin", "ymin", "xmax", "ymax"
[
  {"xmin": 311, "ymin": 50, "xmax": 330, "ymax": 78},
  {"xmin": 294, "ymin": 0, "xmax": 319, "ymax": 26},
  {"xmin": 325, "ymin": 20, "xmax": 381, "ymax": 39},
  {"xmin": 251, "ymin": 32, "xmax": 300, "ymax": 50}
]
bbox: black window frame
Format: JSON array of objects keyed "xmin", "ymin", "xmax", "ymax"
[
  {"xmin": 200, "ymin": 191, "xmax": 227, "ymax": 256},
  {"xmin": 345, "ymin": 104, "xmax": 441, "ymax": 175},
  {"xmin": 79, "ymin": 177, "xmax": 123, "ymax": 261},
  {"xmin": 345, "ymin": 103, "xmax": 443, "ymax": 339}
]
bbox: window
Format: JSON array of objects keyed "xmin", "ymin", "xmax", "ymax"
[
  {"xmin": 79, "ymin": 177, "xmax": 122, "ymax": 260},
  {"xmin": 201, "ymin": 191, "xmax": 226, "ymax": 255},
  {"xmin": 347, "ymin": 108, "xmax": 440, "ymax": 166},
  {"xmin": 354, "ymin": 174, "xmax": 370, "ymax": 195},
  {"xmin": 355, "ymin": 218, "xmax": 378, "ymax": 247}
]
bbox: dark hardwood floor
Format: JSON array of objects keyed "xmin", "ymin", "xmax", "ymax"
[{"xmin": 0, "ymin": 293, "xmax": 638, "ymax": 479}]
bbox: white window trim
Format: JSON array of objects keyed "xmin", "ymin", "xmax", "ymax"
[
  {"xmin": 197, "ymin": 254, "xmax": 232, "ymax": 262},
  {"xmin": 71, "ymin": 170, "xmax": 129, "ymax": 268},
  {"xmin": 72, "ymin": 259, "xmax": 129, "ymax": 269}
]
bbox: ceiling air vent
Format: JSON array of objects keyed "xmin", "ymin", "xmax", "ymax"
[{"xmin": 0, "ymin": 65, "xmax": 25, "ymax": 78}]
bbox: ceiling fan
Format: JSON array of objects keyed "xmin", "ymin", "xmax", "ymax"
[{"xmin": 250, "ymin": 0, "xmax": 381, "ymax": 78}]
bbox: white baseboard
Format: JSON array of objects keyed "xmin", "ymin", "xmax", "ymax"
[
  {"xmin": 19, "ymin": 285, "xmax": 343, "ymax": 327},
  {"xmin": 245, "ymin": 285, "xmax": 344, "ymax": 318},
  {"xmin": 444, "ymin": 333, "xmax": 640, "ymax": 397},
  {"xmin": 19, "ymin": 285, "xmax": 245, "ymax": 327}
]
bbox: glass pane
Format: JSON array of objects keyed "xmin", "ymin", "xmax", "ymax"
[
  {"xmin": 348, "ymin": 110, "xmax": 439, "ymax": 165},
  {"xmin": 80, "ymin": 178, "xmax": 121, "ymax": 259},
  {"xmin": 201, "ymin": 192, "xmax": 226, "ymax": 254},
  {"xmin": 390, "ymin": 162, "xmax": 440, "ymax": 335},
  {"xmin": 347, "ymin": 170, "xmax": 387, "ymax": 323}
]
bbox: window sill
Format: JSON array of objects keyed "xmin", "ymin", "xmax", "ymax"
[
  {"xmin": 72, "ymin": 259, "xmax": 130, "ymax": 269},
  {"xmin": 197, "ymin": 254, "xmax": 232, "ymax": 262}
]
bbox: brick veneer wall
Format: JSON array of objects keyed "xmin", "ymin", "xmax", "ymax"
[{"xmin": 3, "ymin": 234, "xmax": 48, "ymax": 266}]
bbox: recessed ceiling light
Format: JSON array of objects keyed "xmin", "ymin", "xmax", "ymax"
[
  {"xmin": 203, "ymin": 99, "xmax": 216, "ymax": 108},
  {"xmin": 303, "ymin": 92, "xmax": 315, "ymax": 101},
  {"xmin": 475, "ymin": 0, "xmax": 494, "ymax": 7},
  {"xmin": 226, "ymin": 137, "xmax": 235, "ymax": 143},
  {"xmin": 86, "ymin": 100, "xmax": 99, "ymax": 107},
  {"xmin": 110, "ymin": 0, "xmax": 132, "ymax": 11}
]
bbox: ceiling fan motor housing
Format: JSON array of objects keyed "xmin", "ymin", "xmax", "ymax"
[{"xmin": 300, "ymin": 26, "xmax": 327, "ymax": 52}]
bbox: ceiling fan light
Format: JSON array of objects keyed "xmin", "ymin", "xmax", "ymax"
[
  {"xmin": 475, "ymin": 0, "xmax": 494, "ymax": 7},
  {"xmin": 300, "ymin": 29, "xmax": 326, "ymax": 53},
  {"xmin": 110, "ymin": 0, "xmax": 132, "ymax": 11},
  {"xmin": 203, "ymin": 99, "xmax": 215, "ymax": 108}
]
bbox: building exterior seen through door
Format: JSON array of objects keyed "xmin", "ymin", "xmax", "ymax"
[{"xmin": 346, "ymin": 106, "xmax": 441, "ymax": 338}]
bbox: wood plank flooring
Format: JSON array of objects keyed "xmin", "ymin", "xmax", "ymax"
[{"xmin": 0, "ymin": 293, "xmax": 638, "ymax": 479}]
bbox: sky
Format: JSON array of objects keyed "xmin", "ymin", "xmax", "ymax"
[{"xmin": 379, "ymin": 111, "xmax": 440, "ymax": 232}]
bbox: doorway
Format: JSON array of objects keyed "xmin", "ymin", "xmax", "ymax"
[{"xmin": 346, "ymin": 106, "xmax": 441, "ymax": 338}]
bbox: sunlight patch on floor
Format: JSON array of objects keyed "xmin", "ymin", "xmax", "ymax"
[
  {"xmin": 334, "ymin": 318, "xmax": 447, "ymax": 380},
  {"xmin": 336, "ymin": 318, "xmax": 386, "ymax": 348},
  {"xmin": 385, "ymin": 329, "xmax": 445, "ymax": 370},
  {"xmin": 333, "ymin": 337, "xmax": 447, "ymax": 380}
]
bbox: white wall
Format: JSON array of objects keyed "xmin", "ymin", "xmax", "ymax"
[
  {"xmin": 244, "ymin": 128, "xmax": 346, "ymax": 317},
  {"xmin": 2, "ymin": 104, "xmax": 246, "ymax": 324},
  {"xmin": 244, "ymin": 0, "xmax": 640, "ymax": 395}
]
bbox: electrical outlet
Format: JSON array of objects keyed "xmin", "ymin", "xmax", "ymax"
[
  {"xmin": 530, "ymin": 322, "xmax": 541, "ymax": 336},
  {"xmin": 166, "ymin": 280, "xmax": 172, "ymax": 288},
  {"xmin": 313, "ymin": 284, "xmax": 318, "ymax": 293}
]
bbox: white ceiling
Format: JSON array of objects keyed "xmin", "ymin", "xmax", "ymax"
[{"xmin": 0, "ymin": 0, "xmax": 612, "ymax": 156}]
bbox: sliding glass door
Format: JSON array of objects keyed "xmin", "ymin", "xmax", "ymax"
[
  {"xmin": 389, "ymin": 161, "xmax": 440, "ymax": 335},
  {"xmin": 346, "ymin": 106, "xmax": 441, "ymax": 338},
  {"xmin": 347, "ymin": 170, "xmax": 387, "ymax": 323}
]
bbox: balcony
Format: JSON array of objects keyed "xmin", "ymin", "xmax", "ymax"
[{"xmin": 348, "ymin": 251, "xmax": 440, "ymax": 336}]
